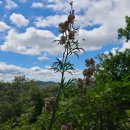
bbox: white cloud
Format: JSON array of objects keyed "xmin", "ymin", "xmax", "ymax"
[
  {"xmin": 38, "ymin": 53, "xmax": 50, "ymax": 61},
  {"xmin": 0, "ymin": 21, "xmax": 11, "ymax": 32},
  {"xmin": 120, "ymin": 41, "xmax": 130, "ymax": 51},
  {"xmin": 0, "ymin": 62, "xmax": 82, "ymax": 82},
  {"xmin": 0, "ymin": 27, "xmax": 63, "ymax": 56},
  {"xmin": 35, "ymin": 0, "xmax": 130, "ymax": 51},
  {"xmin": 6, "ymin": 0, "xmax": 18, "ymax": 10},
  {"xmin": 76, "ymin": 27, "xmax": 116, "ymax": 51},
  {"xmin": 35, "ymin": 15, "xmax": 67, "ymax": 28},
  {"xmin": 45, "ymin": 0, "xmax": 91, "ymax": 13},
  {"xmin": 31, "ymin": 2, "xmax": 44, "ymax": 8},
  {"xmin": 10, "ymin": 13, "xmax": 29, "ymax": 27},
  {"xmin": 104, "ymin": 47, "xmax": 118, "ymax": 55},
  {"xmin": 1, "ymin": 0, "xmax": 130, "ymax": 57},
  {"xmin": 104, "ymin": 40, "xmax": 130, "ymax": 55}
]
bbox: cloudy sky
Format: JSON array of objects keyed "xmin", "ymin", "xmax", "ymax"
[{"xmin": 0, "ymin": 0, "xmax": 130, "ymax": 82}]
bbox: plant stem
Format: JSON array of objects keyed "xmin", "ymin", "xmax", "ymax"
[{"xmin": 48, "ymin": 47, "xmax": 69, "ymax": 130}]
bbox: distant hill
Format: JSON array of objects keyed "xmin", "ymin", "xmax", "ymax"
[{"xmin": 35, "ymin": 81, "xmax": 58, "ymax": 87}]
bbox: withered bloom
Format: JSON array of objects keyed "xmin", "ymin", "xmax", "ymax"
[
  {"xmin": 83, "ymin": 69, "xmax": 88, "ymax": 76},
  {"xmin": 59, "ymin": 22, "xmax": 67, "ymax": 33},
  {"xmin": 86, "ymin": 77, "xmax": 93, "ymax": 85},
  {"xmin": 77, "ymin": 78, "xmax": 84, "ymax": 88},
  {"xmin": 64, "ymin": 20, "xmax": 69, "ymax": 28},
  {"xmin": 87, "ymin": 67, "xmax": 95, "ymax": 77},
  {"xmin": 68, "ymin": 14, "xmax": 75, "ymax": 23},
  {"xmin": 60, "ymin": 35, "xmax": 66, "ymax": 44},
  {"xmin": 66, "ymin": 123, "xmax": 73, "ymax": 130},
  {"xmin": 85, "ymin": 59, "xmax": 90, "ymax": 67},
  {"xmin": 89, "ymin": 58, "xmax": 95, "ymax": 65},
  {"xmin": 61, "ymin": 123, "xmax": 73, "ymax": 130},
  {"xmin": 45, "ymin": 97, "xmax": 55, "ymax": 112},
  {"xmin": 61, "ymin": 125, "xmax": 68, "ymax": 130},
  {"xmin": 69, "ymin": 31, "xmax": 75, "ymax": 39}
]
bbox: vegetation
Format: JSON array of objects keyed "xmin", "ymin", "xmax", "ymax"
[
  {"xmin": 0, "ymin": 2, "xmax": 130, "ymax": 130},
  {"xmin": 0, "ymin": 48, "xmax": 130, "ymax": 130},
  {"xmin": 118, "ymin": 16, "xmax": 130, "ymax": 42}
]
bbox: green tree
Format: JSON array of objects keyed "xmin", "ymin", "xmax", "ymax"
[
  {"xmin": 95, "ymin": 49, "xmax": 130, "ymax": 85},
  {"xmin": 118, "ymin": 16, "xmax": 130, "ymax": 42}
]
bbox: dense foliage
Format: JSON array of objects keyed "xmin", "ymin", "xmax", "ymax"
[
  {"xmin": 118, "ymin": 16, "xmax": 130, "ymax": 42},
  {"xmin": 0, "ymin": 49, "xmax": 130, "ymax": 130}
]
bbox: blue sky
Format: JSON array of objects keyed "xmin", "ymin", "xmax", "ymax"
[{"xmin": 0, "ymin": 0, "xmax": 130, "ymax": 82}]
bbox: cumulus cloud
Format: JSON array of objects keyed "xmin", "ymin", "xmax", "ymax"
[
  {"xmin": 120, "ymin": 41, "xmax": 130, "ymax": 51},
  {"xmin": 45, "ymin": 0, "xmax": 90, "ymax": 13},
  {"xmin": 0, "ymin": 62, "xmax": 82, "ymax": 82},
  {"xmin": 77, "ymin": 27, "xmax": 116, "ymax": 51},
  {"xmin": 104, "ymin": 40, "xmax": 130, "ymax": 55},
  {"xmin": 38, "ymin": 53, "xmax": 50, "ymax": 61},
  {"xmin": 31, "ymin": 2, "xmax": 44, "ymax": 8},
  {"xmin": 0, "ymin": 27, "xmax": 63, "ymax": 56},
  {"xmin": 10, "ymin": 13, "xmax": 29, "ymax": 27},
  {"xmin": 34, "ymin": 0, "xmax": 130, "ymax": 52},
  {"xmin": 0, "ymin": 21, "xmax": 11, "ymax": 32},
  {"xmin": 6, "ymin": 0, "xmax": 18, "ymax": 10},
  {"xmin": 35, "ymin": 15, "xmax": 67, "ymax": 28}
]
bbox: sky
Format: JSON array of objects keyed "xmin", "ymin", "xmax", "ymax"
[{"xmin": 0, "ymin": 0, "xmax": 130, "ymax": 82}]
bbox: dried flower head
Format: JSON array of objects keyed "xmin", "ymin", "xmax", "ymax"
[
  {"xmin": 69, "ymin": 31, "xmax": 75, "ymax": 39},
  {"xmin": 61, "ymin": 123, "xmax": 73, "ymax": 130},
  {"xmin": 85, "ymin": 59, "xmax": 90, "ymax": 67},
  {"xmin": 83, "ymin": 69, "xmax": 88, "ymax": 76},
  {"xmin": 60, "ymin": 35, "xmax": 66, "ymax": 44},
  {"xmin": 68, "ymin": 14, "xmax": 75, "ymax": 23},
  {"xmin": 86, "ymin": 77, "xmax": 93, "ymax": 85},
  {"xmin": 45, "ymin": 97, "xmax": 55, "ymax": 112},
  {"xmin": 85, "ymin": 58, "xmax": 95, "ymax": 67},
  {"xmin": 61, "ymin": 125, "xmax": 68, "ymax": 130},
  {"xmin": 64, "ymin": 20, "xmax": 69, "ymax": 28},
  {"xmin": 89, "ymin": 58, "xmax": 95, "ymax": 65},
  {"xmin": 59, "ymin": 22, "xmax": 67, "ymax": 33},
  {"xmin": 66, "ymin": 123, "xmax": 73, "ymax": 130},
  {"xmin": 77, "ymin": 78, "xmax": 84, "ymax": 88},
  {"xmin": 87, "ymin": 67, "xmax": 94, "ymax": 77}
]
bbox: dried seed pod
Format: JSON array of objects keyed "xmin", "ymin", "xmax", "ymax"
[
  {"xmin": 83, "ymin": 69, "xmax": 88, "ymax": 76},
  {"xmin": 64, "ymin": 20, "xmax": 69, "ymax": 28},
  {"xmin": 45, "ymin": 103, "xmax": 52, "ymax": 112},
  {"xmin": 67, "ymin": 123, "xmax": 73, "ymax": 130},
  {"xmin": 59, "ymin": 22, "xmax": 67, "ymax": 33},
  {"xmin": 85, "ymin": 59, "xmax": 90, "ymax": 67},
  {"xmin": 45, "ymin": 97, "xmax": 54, "ymax": 112},
  {"xmin": 61, "ymin": 123, "xmax": 73, "ymax": 130},
  {"xmin": 77, "ymin": 78, "xmax": 84, "ymax": 88},
  {"xmin": 61, "ymin": 125, "xmax": 68, "ymax": 130},
  {"xmin": 68, "ymin": 14, "xmax": 75, "ymax": 23},
  {"xmin": 45, "ymin": 98, "xmax": 51, "ymax": 103},
  {"xmin": 60, "ymin": 35, "xmax": 66, "ymax": 44},
  {"xmin": 90, "ymin": 66, "xmax": 95, "ymax": 72},
  {"xmin": 87, "ymin": 68, "xmax": 94, "ymax": 77},
  {"xmin": 89, "ymin": 58, "xmax": 95, "ymax": 65},
  {"xmin": 86, "ymin": 77, "xmax": 93, "ymax": 85},
  {"xmin": 69, "ymin": 31, "xmax": 75, "ymax": 39}
]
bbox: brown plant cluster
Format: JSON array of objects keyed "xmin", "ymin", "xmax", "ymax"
[
  {"xmin": 77, "ymin": 58, "xmax": 95, "ymax": 89},
  {"xmin": 58, "ymin": 2, "xmax": 76, "ymax": 45},
  {"xmin": 45, "ymin": 97, "xmax": 55, "ymax": 112},
  {"xmin": 61, "ymin": 123, "xmax": 73, "ymax": 130}
]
